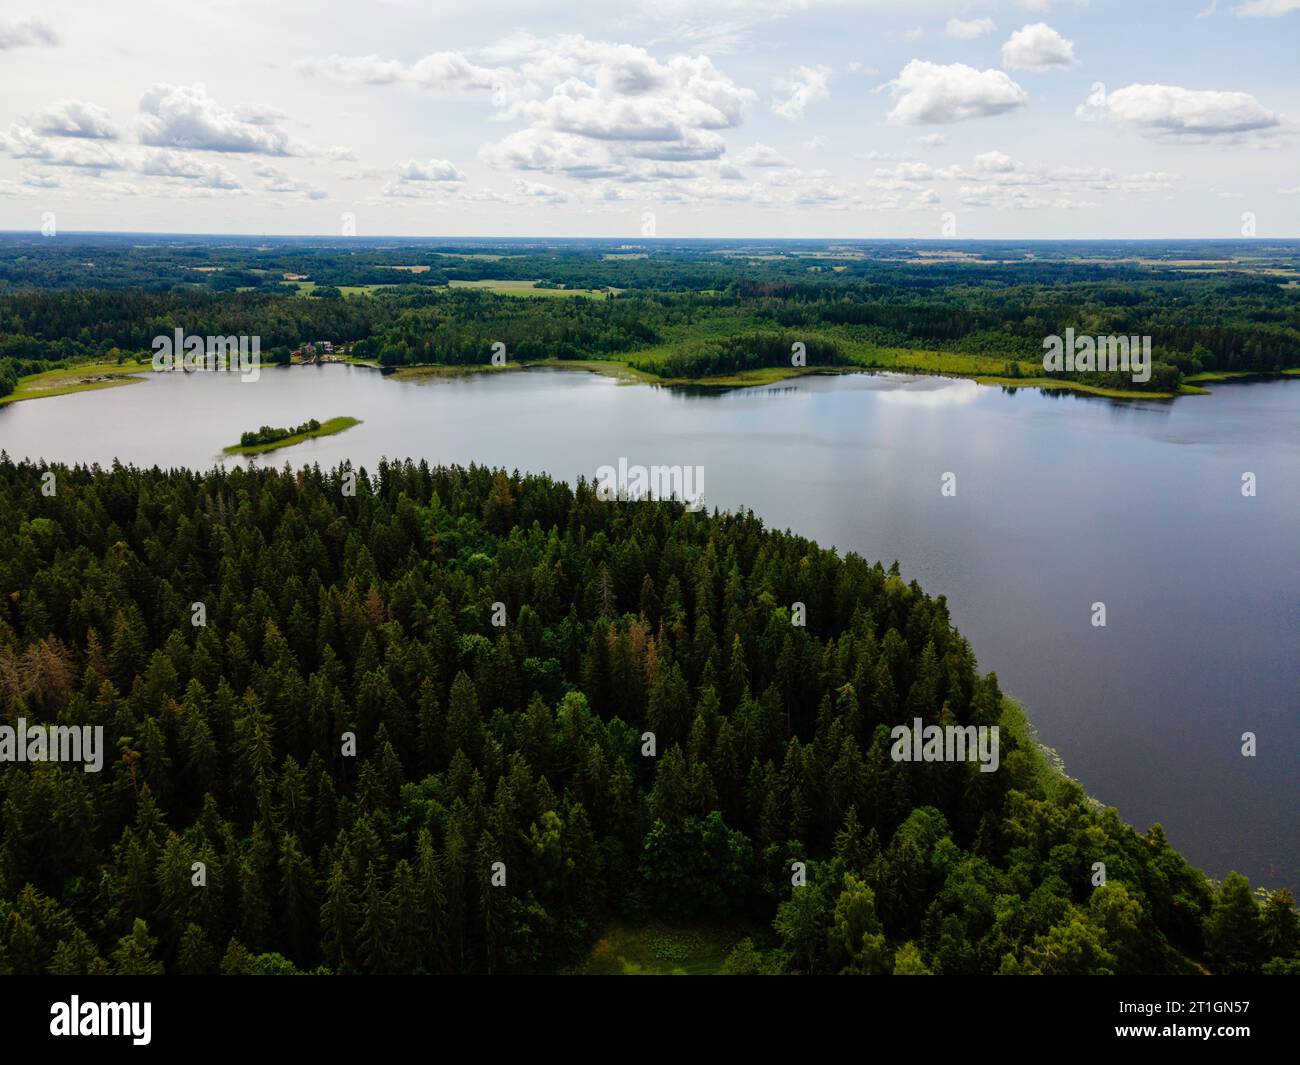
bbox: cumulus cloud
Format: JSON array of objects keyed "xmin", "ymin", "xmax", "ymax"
[
  {"xmin": 1, "ymin": 124, "xmax": 125, "ymax": 170},
  {"xmin": 736, "ymin": 143, "xmax": 790, "ymax": 167},
  {"xmin": 946, "ymin": 18, "xmax": 995, "ymax": 39},
  {"xmin": 138, "ymin": 84, "xmax": 299, "ymax": 155},
  {"xmin": 0, "ymin": 17, "xmax": 57, "ymax": 49},
  {"xmin": 772, "ymin": 65, "xmax": 831, "ymax": 119},
  {"xmin": 139, "ymin": 149, "xmax": 241, "ymax": 189},
  {"xmin": 885, "ymin": 60, "xmax": 1028, "ymax": 125},
  {"xmin": 380, "ymin": 158, "xmax": 468, "ymax": 200},
  {"xmin": 301, "ymin": 51, "xmax": 501, "ymax": 91},
  {"xmin": 315, "ymin": 34, "xmax": 754, "ymax": 190},
  {"xmin": 480, "ymin": 129, "xmax": 625, "ymax": 180},
  {"xmin": 959, "ymin": 184, "xmax": 1101, "ymax": 210},
  {"xmin": 253, "ymin": 164, "xmax": 326, "ymax": 199},
  {"xmin": 851, "ymin": 145, "xmax": 1181, "ymax": 211},
  {"xmin": 515, "ymin": 178, "xmax": 567, "ymax": 204},
  {"xmin": 1075, "ymin": 83, "xmax": 1283, "ymax": 140},
  {"xmin": 1001, "ymin": 23, "xmax": 1077, "ymax": 71},
  {"xmin": 867, "ymin": 161, "xmax": 958, "ymax": 188},
  {"xmin": 395, "ymin": 159, "xmax": 466, "ymax": 182},
  {"xmin": 234, "ymin": 104, "xmax": 290, "ymax": 126},
  {"xmin": 32, "ymin": 101, "xmax": 119, "ymax": 140},
  {"xmin": 624, "ymin": 128, "xmax": 727, "ymax": 161}
]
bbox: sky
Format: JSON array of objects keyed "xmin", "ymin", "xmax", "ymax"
[{"xmin": 0, "ymin": 0, "xmax": 1298, "ymax": 239}]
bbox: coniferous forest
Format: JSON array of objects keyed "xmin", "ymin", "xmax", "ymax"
[{"xmin": 1, "ymin": 457, "xmax": 1294, "ymax": 976}]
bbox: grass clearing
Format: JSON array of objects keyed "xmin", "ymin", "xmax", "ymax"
[
  {"xmin": 290, "ymin": 282, "xmax": 393, "ymax": 297},
  {"xmin": 446, "ymin": 279, "xmax": 617, "ymax": 298},
  {"xmin": 575, "ymin": 922, "xmax": 759, "ymax": 975},
  {"xmin": 0, "ymin": 361, "xmax": 149, "ymax": 406}
]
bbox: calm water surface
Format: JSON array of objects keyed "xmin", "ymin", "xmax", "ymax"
[{"xmin": 3, "ymin": 364, "xmax": 1296, "ymax": 891}]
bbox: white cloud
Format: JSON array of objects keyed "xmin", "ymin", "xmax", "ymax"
[
  {"xmin": 870, "ymin": 160, "xmax": 955, "ymax": 184},
  {"xmin": 301, "ymin": 50, "xmax": 501, "ymax": 92},
  {"xmin": 772, "ymin": 65, "xmax": 831, "ymax": 119},
  {"xmin": 32, "ymin": 101, "xmax": 119, "ymax": 140},
  {"xmin": 253, "ymin": 164, "xmax": 326, "ymax": 199},
  {"xmin": 140, "ymin": 150, "xmax": 241, "ymax": 189},
  {"xmin": 885, "ymin": 61, "xmax": 1028, "ymax": 124},
  {"xmin": 625, "ymin": 129, "xmax": 727, "ymax": 161},
  {"xmin": 1, "ymin": 124, "xmax": 125, "ymax": 170},
  {"xmin": 138, "ymin": 84, "xmax": 300, "ymax": 155},
  {"xmin": 736, "ymin": 143, "xmax": 790, "ymax": 167},
  {"xmin": 946, "ymin": 18, "xmax": 995, "ymax": 39},
  {"xmin": 0, "ymin": 17, "xmax": 57, "ymax": 49},
  {"xmin": 1001, "ymin": 23, "xmax": 1077, "ymax": 71},
  {"xmin": 973, "ymin": 149, "xmax": 1019, "ymax": 174},
  {"xmin": 1076, "ymin": 83, "xmax": 1283, "ymax": 140},
  {"xmin": 480, "ymin": 129, "xmax": 625, "ymax": 180},
  {"xmin": 466, "ymin": 36, "xmax": 756, "ymax": 187},
  {"xmin": 395, "ymin": 158, "xmax": 466, "ymax": 182},
  {"xmin": 914, "ymin": 132, "xmax": 946, "ymax": 149},
  {"xmin": 515, "ymin": 179, "xmax": 567, "ymax": 204},
  {"xmin": 959, "ymin": 183, "xmax": 1102, "ymax": 210}
]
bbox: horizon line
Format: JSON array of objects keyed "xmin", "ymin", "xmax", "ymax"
[{"xmin": 1, "ymin": 230, "xmax": 1298, "ymax": 243}]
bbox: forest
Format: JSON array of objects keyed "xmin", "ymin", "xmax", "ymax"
[
  {"xmin": 1, "ymin": 236, "xmax": 1299, "ymax": 396},
  {"xmin": 0, "ymin": 456, "xmax": 1294, "ymax": 975}
]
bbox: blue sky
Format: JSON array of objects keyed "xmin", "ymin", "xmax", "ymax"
[{"xmin": 0, "ymin": 0, "xmax": 1297, "ymax": 237}]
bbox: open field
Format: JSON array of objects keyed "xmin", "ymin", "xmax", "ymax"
[
  {"xmin": 1185, "ymin": 368, "xmax": 1300, "ymax": 383},
  {"xmin": 446, "ymin": 279, "xmax": 617, "ymax": 297},
  {"xmin": 290, "ymin": 282, "xmax": 394, "ymax": 296}
]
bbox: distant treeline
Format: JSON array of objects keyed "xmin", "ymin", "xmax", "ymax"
[
  {"xmin": 631, "ymin": 332, "xmax": 844, "ymax": 379},
  {"xmin": 1, "ymin": 262, "xmax": 1298, "ymax": 393}
]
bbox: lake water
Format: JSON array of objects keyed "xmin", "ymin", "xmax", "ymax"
[{"xmin": 3, "ymin": 363, "xmax": 1297, "ymax": 892}]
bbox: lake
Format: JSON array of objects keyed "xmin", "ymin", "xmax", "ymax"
[{"xmin": 3, "ymin": 363, "xmax": 1296, "ymax": 893}]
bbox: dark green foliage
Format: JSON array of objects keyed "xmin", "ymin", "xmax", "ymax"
[
  {"xmin": 0, "ymin": 457, "xmax": 1291, "ymax": 974},
  {"xmin": 239, "ymin": 419, "xmax": 322, "ymax": 448},
  {"xmin": 3, "ymin": 236, "xmax": 1299, "ymax": 391}
]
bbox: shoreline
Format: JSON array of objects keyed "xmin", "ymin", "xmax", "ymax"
[
  {"xmin": 0, "ymin": 362, "xmax": 149, "ymax": 406},
  {"xmin": 387, "ymin": 357, "xmax": 1299, "ymax": 399},
  {"xmin": 8, "ymin": 357, "xmax": 1297, "ymax": 411}
]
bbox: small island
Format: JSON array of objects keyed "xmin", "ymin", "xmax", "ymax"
[{"xmin": 223, "ymin": 416, "xmax": 360, "ymax": 454}]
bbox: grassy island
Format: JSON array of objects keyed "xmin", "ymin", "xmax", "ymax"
[{"xmin": 223, "ymin": 416, "xmax": 359, "ymax": 454}]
